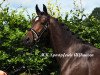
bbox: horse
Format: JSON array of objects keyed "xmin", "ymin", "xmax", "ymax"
[
  {"xmin": 0, "ymin": 70, "xmax": 7, "ymax": 75},
  {"xmin": 23, "ymin": 4, "xmax": 100, "ymax": 75}
]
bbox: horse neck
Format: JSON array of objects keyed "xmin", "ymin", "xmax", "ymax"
[
  {"xmin": 49, "ymin": 18, "xmax": 66, "ymax": 53},
  {"xmin": 48, "ymin": 17, "xmax": 83, "ymax": 65},
  {"xmin": 49, "ymin": 17, "xmax": 82, "ymax": 53}
]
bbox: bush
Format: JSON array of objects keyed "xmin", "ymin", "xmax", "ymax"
[{"xmin": 0, "ymin": 0, "xmax": 100, "ymax": 75}]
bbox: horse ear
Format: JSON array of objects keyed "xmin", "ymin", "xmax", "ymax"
[
  {"xmin": 36, "ymin": 4, "xmax": 41, "ymax": 15},
  {"xmin": 43, "ymin": 4, "xmax": 48, "ymax": 14}
]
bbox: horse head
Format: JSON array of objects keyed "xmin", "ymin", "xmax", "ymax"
[{"xmin": 23, "ymin": 4, "xmax": 50, "ymax": 46}]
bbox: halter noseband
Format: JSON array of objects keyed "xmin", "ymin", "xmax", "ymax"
[
  {"xmin": 28, "ymin": 15, "xmax": 50, "ymax": 42},
  {"xmin": 30, "ymin": 22, "xmax": 48, "ymax": 42}
]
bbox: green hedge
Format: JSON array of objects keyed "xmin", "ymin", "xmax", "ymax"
[{"xmin": 0, "ymin": 1, "xmax": 100, "ymax": 75}]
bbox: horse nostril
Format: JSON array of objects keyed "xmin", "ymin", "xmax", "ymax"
[
  {"xmin": 26, "ymin": 38, "xmax": 30, "ymax": 41},
  {"xmin": 23, "ymin": 37, "xmax": 30, "ymax": 44}
]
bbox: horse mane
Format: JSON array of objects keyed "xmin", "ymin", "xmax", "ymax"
[{"xmin": 55, "ymin": 18, "xmax": 93, "ymax": 46}]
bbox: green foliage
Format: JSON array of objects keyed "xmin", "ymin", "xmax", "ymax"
[
  {"xmin": 0, "ymin": 1, "xmax": 52, "ymax": 74},
  {"xmin": 62, "ymin": 0, "xmax": 100, "ymax": 48},
  {"xmin": 0, "ymin": 0, "xmax": 100, "ymax": 75},
  {"xmin": 89, "ymin": 7, "xmax": 100, "ymax": 20}
]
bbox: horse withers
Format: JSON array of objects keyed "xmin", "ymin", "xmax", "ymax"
[{"xmin": 23, "ymin": 4, "xmax": 100, "ymax": 75}]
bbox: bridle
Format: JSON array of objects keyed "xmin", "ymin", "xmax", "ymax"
[
  {"xmin": 30, "ymin": 23, "xmax": 48, "ymax": 42},
  {"xmin": 28, "ymin": 16, "xmax": 49, "ymax": 42}
]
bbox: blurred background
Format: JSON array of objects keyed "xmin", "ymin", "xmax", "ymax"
[{"xmin": 0, "ymin": 0, "xmax": 100, "ymax": 75}]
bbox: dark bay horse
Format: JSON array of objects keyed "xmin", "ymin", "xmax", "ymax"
[{"xmin": 23, "ymin": 4, "xmax": 100, "ymax": 75}]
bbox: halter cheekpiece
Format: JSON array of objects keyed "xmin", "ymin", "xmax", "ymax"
[{"xmin": 28, "ymin": 16, "xmax": 49, "ymax": 42}]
